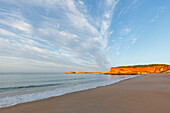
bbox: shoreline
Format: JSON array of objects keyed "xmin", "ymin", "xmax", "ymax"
[
  {"xmin": 0, "ymin": 75, "xmax": 137, "ymax": 108},
  {"xmin": 0, "ymin": 73, "xmax": 170, "ymax": 113}
]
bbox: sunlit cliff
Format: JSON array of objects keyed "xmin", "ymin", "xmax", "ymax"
[
  {"xmin": 66, "ymin": 64, "xmax": 170, "ymax": 75},
  {"xmin": 106, "ymin": 64, "xmax": 170, "ymax": 75}
]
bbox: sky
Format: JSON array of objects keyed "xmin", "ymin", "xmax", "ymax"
[{"xmin": 0, "ymin": 0, "xmax": 170, "ymax": 72}]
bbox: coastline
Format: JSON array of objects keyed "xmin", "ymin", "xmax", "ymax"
[
  {"xmin": 0, "ymin": 73, "xmax": 170, "ymax": 113},
  {"xmin": 0, "ymin": 75, "xmax": 136, "ymax": 108}
]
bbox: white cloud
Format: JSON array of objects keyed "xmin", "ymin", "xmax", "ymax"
[
  {"xmin": 120, "ymin": 27, "xmax": 131, "ymax": 35},
  {"xmin": 0, "ymin": 0, "xmax": 120, "ymax": 72},
  {"xmin": 11, "ymin": 21, "xmax": 33, "ymax": 33},
  {"xmin": 78, "ymin": 0, "xmax": 84, "ymax": 5},
  {"xmin": 131, "ymin": 38, "xmax": 137, "ymax": 45},
  {"xmin": 0, "ymin": 11, "xmax": 33, "ymax": 34},
  {"xmin": 0, "ymin": 28, "xmax": 17, "ymax": 37}
]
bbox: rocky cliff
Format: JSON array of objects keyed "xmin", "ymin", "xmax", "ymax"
[
  {"xmin": 107, "ymin": 64, "xmax": 170, "ymax": 75},
  {"xmin": 65, "ymin": 64, "xmax": 170, "ymax": 75}
]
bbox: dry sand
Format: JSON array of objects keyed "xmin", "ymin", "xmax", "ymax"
[{"xmin": 0, "ymin": 73, "xmax": 170, "ymax": 113}]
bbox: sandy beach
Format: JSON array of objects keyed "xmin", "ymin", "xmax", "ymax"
[{"xmin": 0, "ymin": 73, "xmax": 170, "ymax": 113}]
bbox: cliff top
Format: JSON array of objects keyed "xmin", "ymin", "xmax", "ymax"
[{"xmin": 112, "ymin": 64, "xmax": 169, "ymax": 68}]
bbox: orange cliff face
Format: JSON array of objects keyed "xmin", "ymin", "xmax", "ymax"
[
  {"xmin": 108, "ymin": 65, "xmax": 170, "ymax": 75},
  {"xmin": 65, "ymin": 64, "xmax": 170, "ymax": 75}
]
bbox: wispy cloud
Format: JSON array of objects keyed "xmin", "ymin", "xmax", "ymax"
[
  {"xmin": 0, "ymin": 0, "xmax": 119, "ymax": 72},
  {"xmin": 120, "ymin": 27, "xmax": 131, "ymax": 35},
  {"xmin": 151, "ymin": 6, "xmax": 166, "ymax": 22},
  {"xmin": 118, "ymin": 0, "xmax": 140, "ymax": 17}
]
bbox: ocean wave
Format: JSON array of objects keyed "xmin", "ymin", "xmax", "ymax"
[
  {"xmin": 0, "ymin": 75, "xmax": 137, "ymax": 108},
  {"xmin": 0, "ymin": 83, "xmax": 64, "ymax": 91}
]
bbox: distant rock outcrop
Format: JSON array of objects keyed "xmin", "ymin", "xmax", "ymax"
[{"xmin": 65, "ymin": 71, "xmax": 106, "ymax": 74}]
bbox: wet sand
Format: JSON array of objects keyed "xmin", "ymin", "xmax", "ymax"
[{"xmin": 0, "ymin": 73, "xmax": 170, "ymax": 113}]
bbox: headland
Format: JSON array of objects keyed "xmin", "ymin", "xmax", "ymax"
[{"xmin": 66, "ymin": 64, "xmax": 170, "ymax": 75}]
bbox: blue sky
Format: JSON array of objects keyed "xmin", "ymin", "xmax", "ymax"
[{"xmin": 0, "ymin": 0, "xmax": 170, "ymax": 72}]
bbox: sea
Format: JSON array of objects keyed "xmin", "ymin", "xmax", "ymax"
[{"xmin": 0, "ymin": 73, "xmax": 136, "ymax": 108}]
